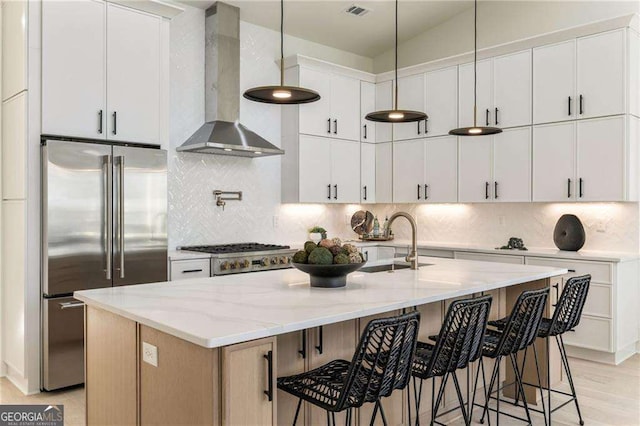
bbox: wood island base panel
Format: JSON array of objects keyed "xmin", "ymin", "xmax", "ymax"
[{"xmin": 78, "ymin": 257, "xmax": 567, "ymax": 425}]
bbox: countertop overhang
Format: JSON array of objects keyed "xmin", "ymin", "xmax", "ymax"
[{"xmin": 75, "ymin": 257, "xmax": 566, "ymax": 348}]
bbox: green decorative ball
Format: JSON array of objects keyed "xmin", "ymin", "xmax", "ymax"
[
  {"xmin": 308, "ymin": 247, "xmax": 334, "ymax": 265},
  {"xmin": 292, "ymin": 250, "xmax": 309, "ymax": 264}
]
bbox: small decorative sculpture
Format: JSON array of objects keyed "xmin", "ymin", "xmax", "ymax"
[
  {"xmin": 553, "ymin": 214, "xmax": 585, "ymax": 251},
  {"xmin": 496, "ymin": 237, "xmax": 528, "ymax": 251}
]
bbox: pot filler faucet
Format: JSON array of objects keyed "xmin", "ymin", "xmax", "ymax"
[{"xmin": 385, "ymin": 212, "xmax": 419, "ymax": 270}]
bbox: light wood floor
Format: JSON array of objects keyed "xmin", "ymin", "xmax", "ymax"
[{"xmin": 1, "ymin": 355, "xmax": 638, "ymax": 425}]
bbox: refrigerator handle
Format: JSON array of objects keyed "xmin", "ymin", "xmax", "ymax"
[
  {"xmin": 116, "ymin": 156, "xmax": 125, "ymax": 279},
  {"xmin": 104, "ymin": 156, "xmax": 113, "ymax": 280}
]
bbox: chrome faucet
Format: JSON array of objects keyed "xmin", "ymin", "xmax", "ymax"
[{"xmin": 386, "ymin": 212, "xmax": 419, "ymax": 270}]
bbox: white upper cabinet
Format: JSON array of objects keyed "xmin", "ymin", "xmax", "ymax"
[
  {"xmin": 360, "ymin": 143, "xmax": 376, "ymax": 203},
  {"xmin": 299, "ymin": 68, "xmax": 332, "ymax": 137},
  {"xmin": 42, "ymin": 1, "xmax": 162, "ymax": 144},
  {"xmin": 459, "ymin": 127, "xmax": 531, "ymax": 202},
  {"xmin": 459, "ymin": 52, "xmax": 531, "ymax": 129},
  {"xmin": 493, "ymin": 51, "xmax": 532, "ymax": 128},
  {"xmin": 533, "ymin": 116, "xmax": 636, "ymax": 202},
  {"xmin": 106, "ymin": 4, "xmax": 161, "ymax": 144},
  {"xmin": 392, "ymin": 139, "xmax": 425, "ymax": 203},
  {"xmin": 493, "ymin": 127, "xmax": 532, "ymax": 202},
  {"xmin": 533, "ymin": 40, "xmax": 576, "ymax": 124},
  {"xmin": 532, "ymin": 122, "xmax": 576, "ymax": 201},
  {"xmin": 459, "ymin": 59, "xmax": 492, "ymax": 128},
  {"xmin": 42, "ymin": 0, "xmax": 107, "ymax": 139},
  {"xmin": 577, "ymin": 29, "xmax": 626, "ymax": 119},
  {"xmin": 360, "ymin": 82, "xmax": 376, "ymax": 143},
  {"xmin": 424, "ymin": 136, "xmax": 458, "ymax": 202},
  {"xmin": 374, "ymin": 81, "xmax": 393, "ymax": 142},
  {"xmin": 458, "ymin": 135, "xmax": 493, "ymax": 202},
  {"xmin": 393, "ymin": 74, "xmax": 427, "ymax": 141},
  {"xmin": 534, "ymin": 30, "xmax": 628, "ymax": 124},
  {"xmin": 2, "ymin": 0, "xmax": 28, "ymax": 101},
  {"xmin": 298, "ymin": 68, "xmax": 360, "ymax": 141},
  {"xmin": 295, "ymin": 135, "xmax": 360, "ymax": 203},
  {"xmin": 425, "ymin": 66, "xmax": 458, "ymax": 137}
]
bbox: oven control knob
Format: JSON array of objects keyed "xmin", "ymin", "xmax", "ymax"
[
  {"xmin": 279, "ymin": 256, "xmax": 289, "ymax": 264},
  {"xmin": 220, "ymin": 261, "xmax": 230, "ymax": 271},
  {"xmin": 243, "ymin": 259, "xmax": 251, "ymax": 268},
  {"xmin": 261, "ymin": 257, "xmax": 270, "ymax": 266},
  {"xmin": 232, "ymin": 260, "xmax": 241, "ymax": 269},
  {"xmin": 271, "ymin": 257, "xmax": 278, "ymax": 265}
]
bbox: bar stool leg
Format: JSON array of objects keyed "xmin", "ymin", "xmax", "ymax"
[
  {"xmin": 531, "ymin": 342, "xmax": 548, "ymax": 426},
  {"xmin": 480, "ymin": 357, "xmax": 501, "ymax": 425},
  {"xmin": 557, "ymin": 335, "xmax": 585, "ymax": 425},
  {"xmin": 452, "ymin": 371, "xmax": 470, "ymax": 425},
  {"xmin": 509, "ymin": 353, "xmax": 533, "ymax": 425},
  {"xmin": 292, "ymin": 398, "xmax": 302, "ymax": 426}
]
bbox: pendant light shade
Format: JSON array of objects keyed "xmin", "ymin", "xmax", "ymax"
[
  {"xmin": 449, "ymin": 0, "xmax": 501, "ymax": 136},
  {"xmin": 365, "ymin": 0, "xmax": 427, "ymax": 124},
  {"xmin": 243, "ymin": 0, "xmax": 320, "ymax": 104}
]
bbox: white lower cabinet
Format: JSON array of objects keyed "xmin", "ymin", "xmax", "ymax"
[
  {"xmin": 458, "ymin": 127, "xmax": 531, "ymax": 203},
  {"xmin": 169, "ymin": 259, "xmax": 211, "ymax": 281}
]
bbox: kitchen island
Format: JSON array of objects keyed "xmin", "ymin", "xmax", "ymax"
[{"xmin": 76, "ymin": 257, "xmax": 566, "ymax": 425}]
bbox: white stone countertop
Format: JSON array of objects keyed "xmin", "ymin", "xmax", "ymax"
[
  {"xmin": 345, "ymin": 240, "xmax": 639, "ymax": 263},
  {"xmin": 75, "ymin": 257, "xmax": 566, "ymax": 349},
  {"xmin": 168, "ymin": 250, "xmax": 213, "ymax": 260}
]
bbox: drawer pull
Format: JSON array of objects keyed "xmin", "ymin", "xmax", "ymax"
[
  {"xmin": 568, "ymin": 269, "xmax": 576, "ymax": 273},
  {"xmin": 315, "ymin": 326, "xmax": 323, "ymax": 354},
  {"xmin": 298, "ymin": 329, "xmax": 307, "ymax": 359},
  {"xmin": 182, "ymin": 269, "xmax": 204, "ymax": 273},
  {"xmin": 263, "ymin": 350, "xmax": 273, "ymax": 401}
]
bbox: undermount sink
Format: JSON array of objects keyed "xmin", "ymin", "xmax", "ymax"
[{"xmin": 360, "ymin": 263, "xmax": 432, "ymax": 273}]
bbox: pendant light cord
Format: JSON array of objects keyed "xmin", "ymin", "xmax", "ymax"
[
  {"xmin": 394, "ymin": 0, "xmax": 398, "ymax": 111},
  {"xmin": 473, "ymin": 0, "xmax": 477, "ymax": 127},
  {"xmin": 280, "ymin": 0, "xmax": 284, "ymax": 86}
]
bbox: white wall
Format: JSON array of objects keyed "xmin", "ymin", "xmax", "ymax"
[{"xmin": 373, "ymin": 0, "xmax": 640, "ymax": 73}]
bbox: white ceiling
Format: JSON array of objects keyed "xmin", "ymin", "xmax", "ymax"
[{"xmin": 179, "ymin": 1, "xmax": 474, "ymax": 58}]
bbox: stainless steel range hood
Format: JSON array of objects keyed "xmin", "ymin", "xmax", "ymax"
[{"xmin": 177, "ymin": 2, "xmax": 284, "ymax": 157}]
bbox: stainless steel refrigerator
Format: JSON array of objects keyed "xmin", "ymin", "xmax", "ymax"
[{"xmin": 41, "ymin": 138, "xmax": 167, "ymax": 390}]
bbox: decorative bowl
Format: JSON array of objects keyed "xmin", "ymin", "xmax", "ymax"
[{"xmin": 291, "ymin": 262, "xmax": 366, "ymax": 288}]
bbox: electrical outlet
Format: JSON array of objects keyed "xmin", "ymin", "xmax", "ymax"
[{"xmin": 142, "ymin": 342, "xmax": 158, "ymax": 367}]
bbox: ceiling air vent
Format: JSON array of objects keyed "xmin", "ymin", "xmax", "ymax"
[{"xmin": 344, "ymin": 4, "xmax": 371, "ymax": 17}]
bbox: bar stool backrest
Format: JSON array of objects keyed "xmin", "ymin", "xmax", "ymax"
[
  {"xmin": 493, "ymin": 288, "xmax": 549, "ymax": 357},
  {"xmin": 548, "ymin": 274, "xmax": 591, "ymax": 336},
  {"xmin": 427, "ymin": 295, "xmax": 493, "ymax": 376},
  {"xmin": 338, "ymin": 311, "xmax": 420, "ymax": 410}
]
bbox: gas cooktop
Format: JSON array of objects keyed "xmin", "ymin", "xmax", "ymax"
[{"xmin": 178, "ymin": 243, "xmax": 291, "ymax": 255}]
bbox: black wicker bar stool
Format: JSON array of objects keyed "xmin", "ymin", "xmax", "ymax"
[
  {"xmin": 472, "ymin": 287, "xmax": 549, "ymax": 426},
  {"xmin": 277, "ymin": 311, "xmax": 420, "ymax": 426},
  {"xmin": 488, "ymin": 274, "xmax": 591, "ymax": 426},
  {"xmin": 410, "ymin": 295, "xmax": 493, "ymax": 426}
]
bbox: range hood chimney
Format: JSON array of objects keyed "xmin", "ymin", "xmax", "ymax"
[{"xmin": 177, "ymin": 2, "xmax": 284, "ymax": 157}]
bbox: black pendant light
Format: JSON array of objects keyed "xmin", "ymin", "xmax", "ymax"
[
  {"xmin": 449, "ymin": 0, "xmax": 501, "ymax": 136},
  {"xmin": 365, "ymin": 0, "xmax": 427, "ymax": 123},
  {"xmin": 243, "ymin": 0, "xmax": 320, "ymax": 104}
]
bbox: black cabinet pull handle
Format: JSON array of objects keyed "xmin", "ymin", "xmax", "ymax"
[
  {"xmin": 417, "ymin": 121, "xmax": 421, "ymax": 135},
  {"xmin": 495, "ymin": 108, "xmax": 499, "ymax": 125},
  {"xmin": 579, "ymin": 95, "xmax": 584, "ymax": 115},
  {"xmin": 568, "ymin": 96, "xmax": 572, "ymax": 116},
  {"xmin": 425, "ymin": 118, "xmax": 428, "ymax": 134},
  {"xmin": 315, "ymin": 326, "xmax": 323, "ymax": 354},
  {"xmin": 579, "ymin": 178, "xmax": 584, "ymax": 198},
  {"xmin": 263, "ymin": 350, "xmax": 273, "ymax": 401},
  {"xmin": 98, "ymin": 110, "xmax": 103, "ymax": 134},
  {"xmin": 494, "ymin": 181, "xmax": 498, "ymax": 199},
  {"xmin": 485, "ymin": 182, "xmax": 489, "ymax": 199},
  {"xmin": 552, "ymin": 283, "xmax": 559, "ymax": 307},
  {"xmin": 334, "ymin": 184, "xmax": 338, "ymax": 200},
  {"xmin": 112, "ymin": 111, "xmax": 117, "ymax": 135},
  {"xmin": 417, "ymin": 184, "xmax": 421, "ymax": 200},
  {"xmin": 424, "ymin": 184, "xmax": 428, "ymax": 200},
  {"xmin": 333, "ymin": 119, "xmax": 337, "ymax": 134},
  {"xmin": 327, "ymin": 118, "xmax": 331, "ymax": 133},
  {"xmin": 567, "ymin": 178, "xmax": 571, "ymax": 198},
  {"xmin": 363, "ymin": 124, "xmax": 367, "ymax": 139},
  {"xmin": 298, "ymin": 330, "xmax": 307, "ymax": 359},
  {"xmin": 568, "ymin": 269, "xmax": 576, "ymax": 273},
  {"xmin": 485, "ymin": 109, "xmax": 490, "ymax": 126},
  {"xmin": 327, "ymin": 184, "xmax": 331, "ymax": 200},
  {"xmin": 364, "ymin": 250, "xmax": 369, "ymax": 261},
  {"xmin": 181, "ymin": 269, "xmax": 203, "ymax": 274},
  {"xmin": 363, "ymin": 185, "xmax": 367, "ymax": 201}
]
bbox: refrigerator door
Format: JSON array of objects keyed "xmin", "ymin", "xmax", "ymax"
[
  {"xmin": 43, "ymin": 140, "xmax": 113, "ymax": 296},
  {"xmin": 42, "ymin": 296, "xmax": 85, "ymax": 390},
  {"xmin": 112, "ymin": 145, "xmax": 167, "ymax": 286}
]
